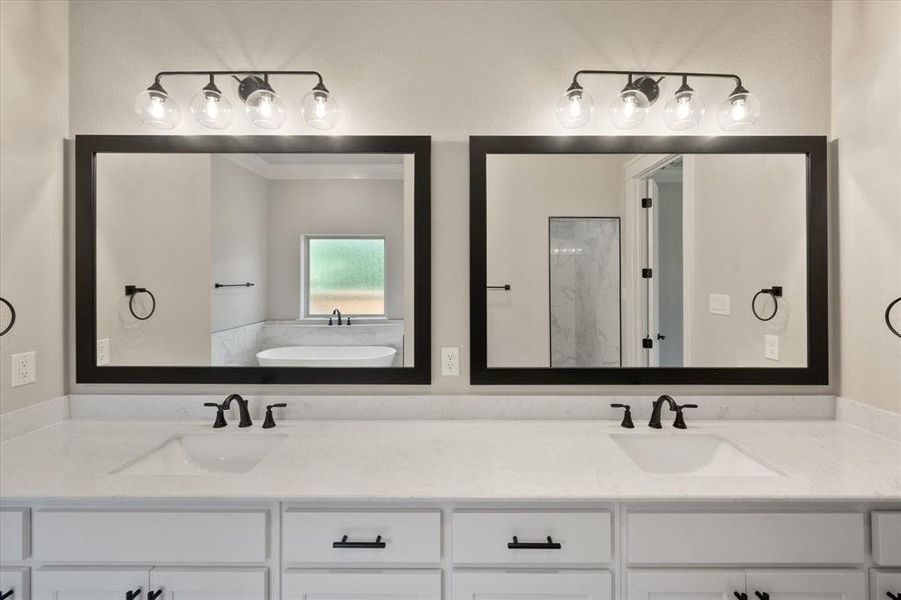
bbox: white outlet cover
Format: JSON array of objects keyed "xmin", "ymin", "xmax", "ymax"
[
  {"xmin": 11, "ymin": 351, "xmax": 36, "ymax": 387},
  {"xmin": 765, "ymin": 334, "xmax": 780, "ymax": 361},
  {"xmin": 97, "ymin": 338, "xmax": 110, "ymax": 366},
  {"xmin": 709, "ymin": 293, "xmax": 731, "ymax": 315},
  {"xmin": 441, "ymin": 346, "xmax": 460, "ymax": 376}
]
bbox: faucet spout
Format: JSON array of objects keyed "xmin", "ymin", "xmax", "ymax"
[
  {"xmin": 222, "ymin": 393, "xmax": 253, "ymax": 428},
  {"xmin": 331, "ymin": 308, "xmax": 343, "ymax": 325},
  {"xmin": 648, "ymin": 394, "xmax": 678, "ymax": 429}
]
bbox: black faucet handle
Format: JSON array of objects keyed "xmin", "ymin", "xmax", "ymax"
[
  {"xmin": 262, "ymin": 403, "xmax": 288, "ymax": 429},
  {"xmin": 672, "ymin": 403, "xmax": 698, "ymax": 429},
  {"xmin": 610, "ymin": 404, "xmax": 634, "ymax": 429},
  {"xmin": 203, "ymin": 402, "xmax": 227, "ymax": 428}
]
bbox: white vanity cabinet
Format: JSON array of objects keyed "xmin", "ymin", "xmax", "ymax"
[
  {"xmin": 744, "ymin": 570, "xmax": 867, "ymax": 600},
  {"xmin": 31, "ymin": 567, "xmax": 149, "ymax": 600},
  {"xmin": 0, "ymin": 567, "xmax": 29, "ymax": 600},
  {"xmin": 627, "ymin": 569, "xmax": 866, "ymax": 600},
  {"xmin": 283, "ymin": 569, "xmax": 441, "ymax": 599},
  {"xmin": 871, "ymin": 570, "xmax": 901, "ymax": 600},
  {"xmin": 627, "ymin": 569, "xmax": 747, "ymax": 599},
  {"xmin": 452, "ymin": 570, "xmax": 612, "ymax": 599},
  {"xmin": 147, "ymin": 568, "xmax": 269, "ymax": 600}
]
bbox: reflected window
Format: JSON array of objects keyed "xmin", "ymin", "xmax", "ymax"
[{"xmin": 305, "ymin": 236, "xmax": 386, "ymax": 316}]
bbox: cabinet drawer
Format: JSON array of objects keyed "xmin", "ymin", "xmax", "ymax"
[
  {"xmin": 627, "ymin": 512, "xmax": 865, "ymax": 564},
  {"xmin": 282, "ymin": 510, "xmax": 440, "ymax": 564},
  {"xmin": 453, "ymin": 570, "xmax": 612, "ymax": 599},
  {"xmin": 871, "ymin": 570, "xmax": 901, "ymax": 600},
  {"xmin": 453, "ymin": 510, "xmax": 612, "ymax": 565},
  {"xmin": 873, "ymin": 512, "xmax": 901, "ymax": 566},
  {"xmin": 283, "ymin": 569, "xmax": 441, "ymax": 599},
  {"xmin": 0, "ymin": 509, "xmax": 29, "ymax": 562},
  {"xmin": 32, "ymin": 509, "xmax": 268, "ymax": 563},
  {"xmin": 149, "ymin": 567, "xmax": 268, "ymax": 600},
  {"xmin": 0, "ymin": 567, "xmax": 29, "ymax": 600}
]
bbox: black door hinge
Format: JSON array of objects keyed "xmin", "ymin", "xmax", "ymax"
[
  {"xmin": 642, "ymin": 268, "xmax": 653, "ymax": 279},
  {"xmin": 641, "ymin": 197, "xmax": 653, "ymax": 208},
  {"xmin": 642, "ymin": 337, "xmax": 654, "ymax": 349}
]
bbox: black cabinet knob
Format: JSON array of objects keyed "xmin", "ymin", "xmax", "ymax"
[
  {"xmin": 126, "ymin": 589, "xmax": 142, "ymax": 600},
  {"xmin": 887, "ymin": 593, "xmax": 901, "ymax": 600},
  {"xmin": 1, "ymin": 589, "xmax": 14, "ymax": 600},
  {"xmin": 733, "ymin": 593, "xmax": 748, "ymax": 600},
  {"xmin": 148, "ymin": 590, "xmax": 163, "ymax": 600},
  {"xmin": 755, "ymin": 593, "xmax": 770, "ymax": 600}
]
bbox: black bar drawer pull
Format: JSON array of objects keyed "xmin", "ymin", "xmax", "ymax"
[
  {"xmin": 507, "ymin": 535, "xmax": 562, "ymax": 550},
  {"xmin": 333, "ymin": 534, "xmax": 387, "ymax": 549}
]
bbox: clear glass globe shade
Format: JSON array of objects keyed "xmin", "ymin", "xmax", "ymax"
[
  {"xmin": 245, "ymin": 89, "xmax": 288, "ymax": 129},
  {"xmin": 608, "ymin": 89, "xmax": 649, "ymax": 130},
  {"xmin": 555, "ymin": 89, "xmax": 593, "ymax": 128},
  {"xmin": 663, "ymin": 91, "xmax": 705, "ymax": 131},
  {"xmin": 190, "ymin": 89, "xmax": 233, "ymax": 130},
  {"xmin": 134, "ymin": 89, "xmax": 180, "ymax": 129},
  {"xmin": 301, "ymin": 90, "xmax": 340, "ymax": 130},
  {"xmin": 717, "ymin": 91, "xmax": 761, "ymax": 132}
]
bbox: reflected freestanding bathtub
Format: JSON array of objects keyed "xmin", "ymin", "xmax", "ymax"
[{"xmin": 256, "ymin": 345, "xmax": 397, "ymax": 367}]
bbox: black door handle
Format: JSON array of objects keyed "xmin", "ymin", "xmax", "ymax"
[
  {"xmin": 148, "ymin": 590, "xmax": 163, "ymax": 600},
  {"xmin": 755, "ymin": 593, "xmax": 770, "ymax": 600},
  {"xmin": 507, "ymin": 535, "xmax": 562, "ymax": 550},
  {"xmin": 733, "ymin": 594, "xmax": 748, "ymax": 600},
  {"xmin": 1, "ymin": 590, "xmax": 14, "ymax": 600},
  {"xmin": 126, "ymin": 590, "xmax": 142, "ymax": 600},
  {"xmin": 332, "ymin": 534, "xmax": 386, "ymax": 549}
]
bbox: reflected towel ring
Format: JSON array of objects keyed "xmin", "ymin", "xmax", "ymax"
[
  {"xmin": 0, "ymin": 297, "xmax": 15, "ymax": 336},
  {"xmin": 751, "ymin": 286, "xmax": 783, "ymax": 322},
  {"xmin": 886, "ymin": 297, "xmax": 901, "ymax": 338},
  {"xmin": 125, "ymin": 285, "xmax": 156, "ymax": 321}
]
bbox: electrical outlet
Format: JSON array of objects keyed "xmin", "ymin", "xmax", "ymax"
[
  {"xmin": 441, "ymin": 346, "xmax": 460, "ymax": 376},
  {"xmin": 765, "ymin": 335, "xmax": 780, "ymax": 361},
  {"xmin": 709, "ymin": 293, "xmax": 731, "ymax": 315},
  {"xmin": 97, "ymin": 338, "xmax": 110, "ymax": 366},
  {"xmin": 11, "ymin": 351, "xmax": 36, "ymax": 387}
]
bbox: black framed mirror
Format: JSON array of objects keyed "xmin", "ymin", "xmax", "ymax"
[
  {"xmin": 470, "ymin": 136, "xmax": 827, "ymax": 385},
  {"xmin": 76, "ymin": 135, "xmax": 430, "ymax": 384}
]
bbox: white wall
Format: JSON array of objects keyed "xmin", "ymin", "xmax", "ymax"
[
  {"xmin": 266, "ymin": 179, "xmax": 406, "ymax": 320},
  {"xmin": 211, "ymin": 156, "xmax": 269, "ymax": 332},
  {"xmin": 66, "ymin": 0, "xmax": 833, "ymax": 395},
  {"xmin": 96, "ymin": 154, "xmax": 212, "ymax": 365},
  {"xmin": 832, "ymin": 0, "xmax": 901, "ymax": 414},
  {"xmin": 688, "ymin": 154, "xmax": 808, "ymax": 368},
  {"xmin": 0, "ymin": 0, "xmax": 68, "ymax": 413},
  {"xmin": 486, "ymin": 155, "xmax": 624, "ymax": 367}
]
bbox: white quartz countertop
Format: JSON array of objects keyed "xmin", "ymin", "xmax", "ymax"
[{"xmin": 1, "ymin": 419, "xmax": 899, "ymax": 501}]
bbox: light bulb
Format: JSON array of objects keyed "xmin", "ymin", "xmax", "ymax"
[
  {"xmin": 190, "ymin": 79, "xmax": 233, "ymax": 130},
  {"xmin": 245, "ymin": 88, "xmax": 287, "ymax": 129},
  {"xmin": 301, "ymin": 85, "xmax": 340, "ymax": 130},
  {"xmin": 135, "ymin": 82, "xmax": 180, "ymax": 129},
  {"xmin": 555, "ymin": 85, "xmax": 593, "ymax": 129},
  {"xmin": 608, "ymin": 84, "xmax": 649, "ymax": 130},
  {"xmin": 718, "ymin": 86, "xmax": 761, "ymax": 132},
  {"xmin": 663, "ymin": 79, "xmax": 705, "ymax": 131}
]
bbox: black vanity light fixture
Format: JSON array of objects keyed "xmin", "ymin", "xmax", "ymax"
[
  {"xmin": 556, "ymin": 69, "xmax": 760, "ymax": 132},
  {"xmin": 135, "ymin": 70, "xmax": 340, "ymax": 131}
]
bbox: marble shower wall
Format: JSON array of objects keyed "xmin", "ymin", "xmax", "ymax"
[
  {"xmin": 550, "ymin": 218, "xmax": 621, "ymax": 367},
  {"xmin": 212, "ymin": 321, "xmax": 405, "ymax": 367}
]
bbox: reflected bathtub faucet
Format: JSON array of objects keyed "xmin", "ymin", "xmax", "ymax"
[{"xmin": 329, "ymin": 308, "xmax": 343, "ymax": 326}]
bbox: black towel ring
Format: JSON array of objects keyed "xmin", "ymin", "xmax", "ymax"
[
  {"xmin": 0, "ymin": 297, "xmax": 15, "ymax": 336},
  {"xmin": 886, "ymin": 297, "xmax": 901, "ymax": 338},
  {"xmin": 751, "ymin": 286, "xmax": 783, "ymax": 322},
  {"xmin": 125, "ymin": 285, "xmax": 156, "ymax": 321}
]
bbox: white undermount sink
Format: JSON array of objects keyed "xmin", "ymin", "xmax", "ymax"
[
  {"xmin": 112, "ymin": 433, "xmax": 287, "ymax": 475},
  {"xmin": 611, "ymin": 433, "xmax": 779, "ymax": 477}
]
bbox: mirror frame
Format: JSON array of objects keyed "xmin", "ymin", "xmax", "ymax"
[
  {"xmin": 76, "ymin": 135, "xmax": 431, "ymax": 384},
  {"xmin": 469, "ymin": 135, "xmax": 827, "ymax": 385}
]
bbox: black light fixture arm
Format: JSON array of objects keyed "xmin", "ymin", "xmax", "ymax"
[
  {"xmin": 152, "ymin": 69, "xmax": 325, "ymax": 88},
  {"xmin": 569, "ymin": 69, "xmax": 743, "ymax": 90}
]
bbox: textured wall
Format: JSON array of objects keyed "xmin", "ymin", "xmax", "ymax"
[
  {"xmin": 67, "ymin": 0, "xmax": 832, "ymax": 395},
  {"xmin": 832, "ymin": 0, "xmax": 901, "ymax": 414},
  {"xmin": 0, "ymin": 0, "xmax": 69, "ymax": 413}
]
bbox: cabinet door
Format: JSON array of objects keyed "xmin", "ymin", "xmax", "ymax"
[
  {"xmin": 745, "ymin": 570, "xmax": 866, "ymax": 600},
  {"xmin": 453, "ymin": 570, "xmax": 612, "ymax": 600},
  {"xmin": 627, "ymin": 569, "xmax": 746, "ymax": 600},
  {"xmin": 0, "ymin": 568, "xmax": 29, "ymax": 600},
  {"xmin": 148, "ymin": 568, "xmax": 268, "ymax": 600},
  {"xmin": 284, "ymin": 570, "xmax": 440, "ymax": 599},
  {"xmin": 32, "ymin": 568, "xmax": 148, "ymax": 600},
  {"xmin": 871, "ymin": 570, "xmax": 901, "ymax": 600}
]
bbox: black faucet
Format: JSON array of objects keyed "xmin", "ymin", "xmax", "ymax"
[
  {"xmin": 649, "ymin": 394, "xmax": 698, "ymax": 429},
  {"xmin": 203, "ymin": 394, "xmax": 253, "ymax": 428},
  {"xmin": 262, "ymin": 403, "xmax": 288, "ymax": 429},
  {"xmin": 331, "ymin": 308, "xmax": 343, "ymax": 325}
]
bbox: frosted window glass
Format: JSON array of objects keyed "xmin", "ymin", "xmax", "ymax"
[{"xmin": 308, "ymin": 238, "xmax": 385, "ymax": 315}]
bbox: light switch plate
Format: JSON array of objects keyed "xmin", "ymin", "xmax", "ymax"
[
  {"xmin": 765, "ymin": 334, "xmax": 780, "ymax": 361},
  {"xmin": 97, "ymin": 338, "xmax": 110, "ymax": 366},
  {"xmin": 709, "ymin": 294, "xmax": 731, "ymax": 315},
  {"xmin": 11, "ymin": 351, "xmax": 36, "ymax": 387},
  {"xmin": 441, "ymin": 346, "xmax": 460, "ymax": 376}
]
